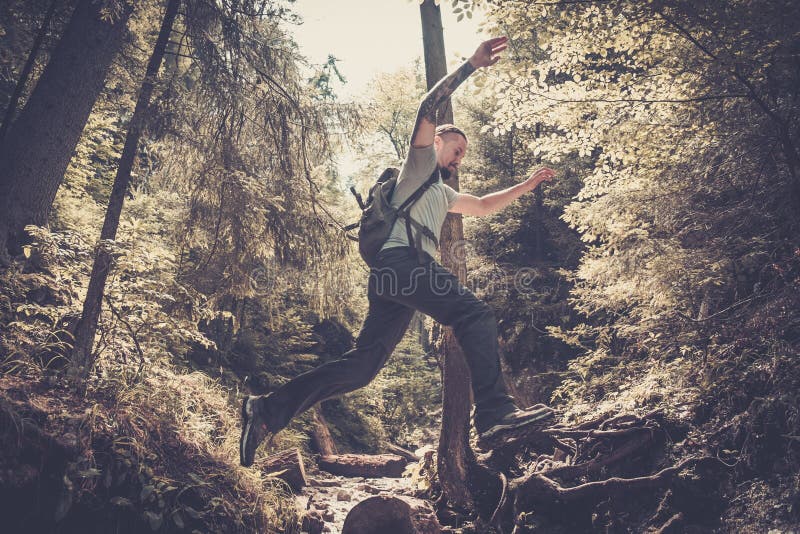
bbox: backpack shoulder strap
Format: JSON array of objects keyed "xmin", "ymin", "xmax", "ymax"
[
  {"xmin": 396, "ymin": 169, "xmax": 440, "ymax": 213},
  {"xmin": 396, "ymin": 169, "xmax": 442, "ymax": 262}
]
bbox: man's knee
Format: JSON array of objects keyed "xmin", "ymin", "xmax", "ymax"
[{"xmin": 454, "ymin": 299, "xmax": 494, "ymax": 328}]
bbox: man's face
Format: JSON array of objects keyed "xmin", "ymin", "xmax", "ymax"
[{"xmin": 434, "ymin": 132, "xmax": 468, "ymax": 178}]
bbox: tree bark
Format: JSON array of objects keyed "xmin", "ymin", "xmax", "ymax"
[
  {"xmin": 262, "ymin": 448, "xmax": 308, "ymax": 491},
  {"xmin": 0, "ymin": 0, "xmax": 133, "ymax": 258},
  {"xmin": 511, "ymin": 457, "xmax": 701, "ymax": 508},
  {"xmin": 70, "ymin": 0, "xmax": 180, "ymax": 385},
  {"xmin": 310, "ymin": 406, "xmax": 338, "ymax": 456},
  {"xmin": 533, "ymin": 123, "xmax": 544, "ymax": 259},
  {"xmin": 0, "ymin": 0, "xmax": 61, "ymax": 145},
  {"xmin": 318, "ymin": 454, "xmax": 407, "ymax": 478},
  {"xmin": 383, "ymin": 441, "xmax": 420, "ymax": 462}
]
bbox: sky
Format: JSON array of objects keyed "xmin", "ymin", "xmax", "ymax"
[{"xmin": 286, "ymin": 0, "xmax": 485, "ymax": 101}]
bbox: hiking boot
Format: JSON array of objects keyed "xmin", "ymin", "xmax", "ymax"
[
  {"xmin": 240, "ymin": 393, "xmax": 274, "ymax": 467},
  {"xmin": 476, "ymin": 405, "xmax": 555, "ymax": 443}
]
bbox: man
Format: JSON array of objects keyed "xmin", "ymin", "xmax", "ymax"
[{"xmin": 241, "ymin": 36, "xmax": 556, "ymax": 467}]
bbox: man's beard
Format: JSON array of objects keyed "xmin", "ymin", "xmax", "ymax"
[{"xmin": 439, "ymin": 165, "xmax": 452, "ymax": 180}]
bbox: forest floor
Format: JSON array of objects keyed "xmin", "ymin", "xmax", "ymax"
[
  {"xmin": 3, "ymin": 366, "xmax": 800, "ymax": 533},
  {"xmin": 1, "ymin": 261, "xmax": 799, "ymax": 532},
  {"xmin": 296, "ymin": 470, "xmax": 417, "ymax": 533}
]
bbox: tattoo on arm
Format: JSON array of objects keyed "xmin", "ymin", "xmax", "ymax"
[{"xmin": 412, "ymin": 60, "xmax": 476, "ymax": 139}]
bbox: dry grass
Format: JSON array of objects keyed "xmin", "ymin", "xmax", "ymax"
[
  {"xmin": 104, "ymin": 362, "xmax": 304, "ymax": 532},
  {"xmin": 0, "ymin": 261, "xmax": 305, "ymax": 532}
]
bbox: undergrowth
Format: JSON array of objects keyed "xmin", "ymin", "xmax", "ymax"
[{"xmin": 0, "ymin": 227, "xmax": 304, "ymax": 532}]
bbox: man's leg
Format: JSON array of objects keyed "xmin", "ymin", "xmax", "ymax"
[
  {"xmin": 263, "ymin": 282, "xmax": 415, "ymax": 433},
  {"xmin": 241, "ymin": 277, "xmax": 415, "ymax": 466},
  {"xmin": 372, "ymin": 247, "xmax": 517, "ymax": 432}
]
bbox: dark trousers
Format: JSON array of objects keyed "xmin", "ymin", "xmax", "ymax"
[{"xmin": 268, "ymin": 246, "xmax": 516, "ymax": 433}]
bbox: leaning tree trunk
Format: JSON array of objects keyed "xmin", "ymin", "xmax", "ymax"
[
  {"xmin": 70, "ymin": 0, "xmax": 181, "ymax": 386},
  {"xmin": 0, "ymin": 0, "xmax": 61, "ymax": 145},
  {"xmin": 419, "ymin": 0, "xmax": 484, "ymax": 513},
  {"xmin": 0, "ymin": 0, "xmax": 133, "ymax": 259}
]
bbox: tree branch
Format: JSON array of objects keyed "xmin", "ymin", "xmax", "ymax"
[{"xmin": 653, "ymin": 9, "xmax": 786, "ymax": 129}]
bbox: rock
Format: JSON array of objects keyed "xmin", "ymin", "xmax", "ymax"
[
  {"xmin": 301, "ymin": 510, "xmax": 324, "ymax": 534},
  {"xmin": 322, "ymin": 509, "xmax": 335, "ymax": 522},
  {"xmin": 342, "ymin": 495, "xmax": 442, "ymax": 534},
  {"xmin": 356, "ymin": 483, "xmax": 381, "ymax": 494},
  {"xmin": 336, "ymin": 490, "xmax": 351, "ymax": 501},
  {"xmin": 308, "ymin": 477, "xmax": 341, "ymax": 487}
]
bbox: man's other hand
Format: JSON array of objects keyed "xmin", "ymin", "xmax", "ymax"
[
  {"xmin": 469, "ymin": 37, "xmax": 509, "ymax": 69},
  {"xmin": 525, "ymin": 167, "xmax": 556, "ymax": 191}
]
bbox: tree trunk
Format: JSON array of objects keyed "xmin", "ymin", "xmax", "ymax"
[
  {"xmin": 0, "ymin": 0, "xmax": 133, "ymax": 258},
  {"xmin": 262, "ymin": 448, "xmax": 308, "ymax": 491},
  {"xmin": 533, "ymin": 122, "xmax": 544, "ymax": 259},
  {"xmin": 419, "ymin": 0, "xmax": 479, "ymax": 513},
  {"xmin": 0, "ymin": 0, "xmax": 61, "ymax": 145},
  {"xmin": 310, "ymin": 406, "xmax": 338, "ymax": 456},
  {"xmin": 70, "ymin": 0, "xmax": 180, "ymax": 385},
  {"xmin": 383, "ymin": 441, "xmax": 420, "ymax": 462}
]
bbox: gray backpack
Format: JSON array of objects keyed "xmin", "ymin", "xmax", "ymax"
[{"xmin": 345, "ymin": 167, "xmax": 440, "ymax": 267}]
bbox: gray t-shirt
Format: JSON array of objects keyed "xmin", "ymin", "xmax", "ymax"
[{"xmin": 380, "ymin": 144, "xmax": 459, "ymax": 259}]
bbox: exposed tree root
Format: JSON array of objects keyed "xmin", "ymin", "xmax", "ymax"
[
  {"xmin": 458, "ymin": 410, "xmax": 723, "ymax": 533},
  {"xmin": 512, "ymin": 456, "xmax": 702, "ymax": 506},
  {"xmin": 545, "ymin": 425, "xmax": 657, "ymax": 440},
  {"xmin": 542, "ymin": 432, "xmax": 654, "ymax": 481},
  {"xmin": 653, "ymin": 512, "xmax": 685, "ymax": 534}
]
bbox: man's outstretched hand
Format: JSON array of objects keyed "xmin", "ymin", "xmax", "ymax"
[
  {"xmin": 525, "ymin": 167, "xmax": 556, "ymax": 191},
  {"xmin": 469, "ymin": 36, "xmax": 508, "ymax": 69}
]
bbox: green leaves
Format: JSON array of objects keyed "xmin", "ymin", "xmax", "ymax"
[
  {"xmin": 450, "ymin": 0, "xmax": 474, "ymax": 22},
  {"xmin": 474, "ymin": 0, "xmax": 800, "ymax": 425}
]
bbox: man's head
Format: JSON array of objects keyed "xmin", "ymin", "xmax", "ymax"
[{"xmin": 433, "ymin": 124, "xmax": 468, "ymax": 179}]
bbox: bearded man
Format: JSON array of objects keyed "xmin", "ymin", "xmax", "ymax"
[{"xmin": 241, "ymin": 36, "xmax": 556, "ymax": 467}]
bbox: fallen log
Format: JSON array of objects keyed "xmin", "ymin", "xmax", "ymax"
[
  {"xmin": 342, "ymin": 495, "xmax": 441, "ymax": 534},
  {"xmin": 383, "ymin": 441, "xmax": 420, "ymax": 462},
  {"xmin": 262, "ymin": 448, "xmax": 307, "ymax": 491},
  {"xmin": 318, "ymin": 453, "xmax": 407, "ymax": 478}
]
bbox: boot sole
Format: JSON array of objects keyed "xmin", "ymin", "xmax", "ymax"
[{"xmin": 478, "ymin": 409, "xmax": 554, "ymax": 442}]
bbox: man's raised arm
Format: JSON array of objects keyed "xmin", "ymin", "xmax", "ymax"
[{"xmin": 410, "ymin": 36, "xmax": 508, "ymax": 148}]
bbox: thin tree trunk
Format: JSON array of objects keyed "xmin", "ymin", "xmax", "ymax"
[
  {"xmin": 534, "ymin": 122, "xmax": 543, "ymax": 259},
  {"xmin": 70, "ymin": 0, "xmax": 181, "ymax": 386},
  {"xmin": 419, "ymin": 0, "xmax": 478, "ymax": 512},
  {"xmin": 310, "ymin": 406, "xmax": 338, "ymax": 456},
  {"xmin": 0, "ymin": 0, "xmax": 132, "ymax": 259},
  {"xmin": 0, "ymin": 0, "xmax": 61, "ymax": 145}
]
